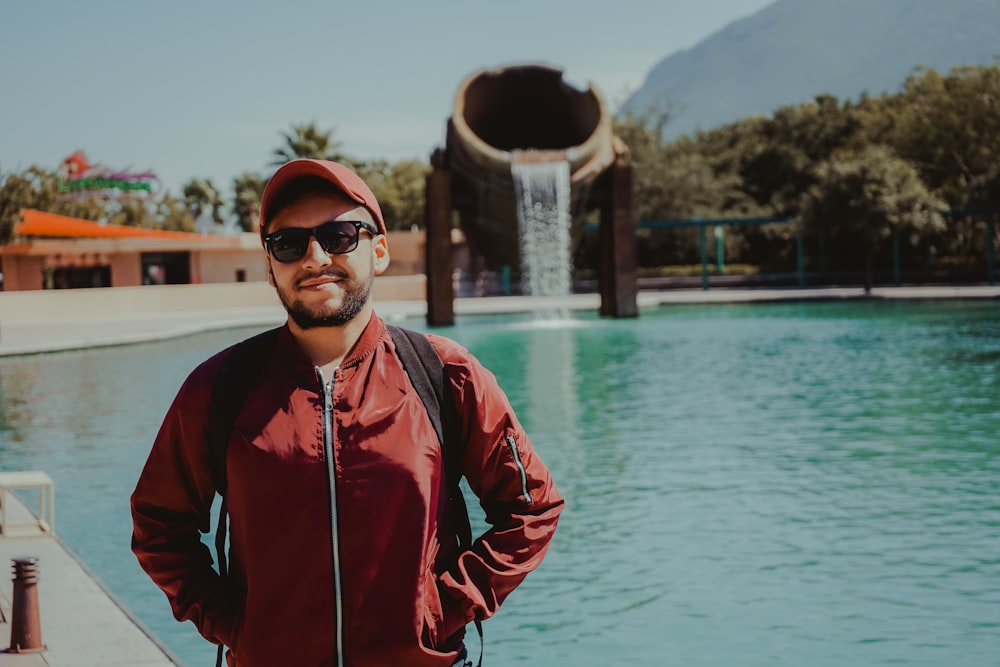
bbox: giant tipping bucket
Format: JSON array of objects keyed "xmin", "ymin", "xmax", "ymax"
[
  {"xmin": 425, "ymin": 63, "xmax": 637, "ymax": 325},
  {"xmin": 444, "ymin": 64, "xmax": 620, "ymax": 271}
]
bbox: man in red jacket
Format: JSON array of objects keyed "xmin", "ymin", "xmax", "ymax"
[{"xmin": 131, "ymin": 159, "xmax": 564, "ymax": 667}]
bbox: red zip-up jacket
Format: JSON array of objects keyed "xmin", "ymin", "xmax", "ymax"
[{"xmin": 131, "ymin": 314, "xmax": 563, "ymax": 666}]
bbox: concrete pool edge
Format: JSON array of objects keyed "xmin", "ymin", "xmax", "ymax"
[{"xmin": 1, "ymin": 285, "xmax": 997, "ymax": 357}]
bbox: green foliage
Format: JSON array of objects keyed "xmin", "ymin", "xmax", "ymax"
[
  {"xmin": 271, "ymin": 122, "xmax": 348, "ymax": 166},
  {"xmin": 156, "ymin": 194, "xmax": 196, "ymax": 232},
  {"xmin": 862, "ymin": 65, "xmax": 1000, "ymax": 208},
  {"xmin": 232, "ymin": 172, "xmax": 265, "ymax": 232},
  {"xmin": 799, "ymin": 145, "xmax": 946, "ymax": 289},
  {"xmin": 618, "ymin": 65, "xmax": 996, "ymax": 279},
  {"xmin": 0, "ymin": 166, "xmax": 108, "ymax": 243},
  {"xmin": 108, "ymin": 199, "xmax": 155, "ymax": 228},
  {"xmin": 355, "ymin": 159, "xmax": 430, "ymax": 231},
  {"xmin": 0, "ymin": 167, "xmax": 42, "ymax": 245},
  {"xmin": 181, "ymin": 178, "xmax": 225, "ymax": 226}
]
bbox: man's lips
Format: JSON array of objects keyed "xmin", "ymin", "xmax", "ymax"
[{"xmin": 297, "ymin": 272, "xmax": 347, "ymax": 289}]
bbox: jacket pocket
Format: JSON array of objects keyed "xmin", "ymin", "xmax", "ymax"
[
  {"xmin": 504, "ymin": 431, "xmax": 533, "ymax": 505},
  {"xmin": 420, "ymin": 560, "xmax": 445, "ymax": 650}
]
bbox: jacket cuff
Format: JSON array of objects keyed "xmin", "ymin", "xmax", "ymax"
[{"xmin": 437, "ymin": 573, "xmax": 476, "ymax": 644}]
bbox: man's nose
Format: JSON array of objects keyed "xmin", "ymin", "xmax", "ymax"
[{"xmin": 301, "ymin": 237, "xmax": 333, "ymax": 269}]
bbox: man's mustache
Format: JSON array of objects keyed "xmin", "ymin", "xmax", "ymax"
[{"xmin": 296, "ymin": 269, "xmax": 350, "ymax": 287}]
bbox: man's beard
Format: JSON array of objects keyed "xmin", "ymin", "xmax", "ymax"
[{"xmin": 275, "ymin": 269, "xmax": 373, "ymax": 330}]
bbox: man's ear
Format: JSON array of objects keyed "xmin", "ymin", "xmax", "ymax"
[
  {"xmin": 265, "ymin": 255, "xmax": 275, "ymax": 287},
  {"xmin": 373, "ymin": 235, "xmax": 390, "ymax": 275}
]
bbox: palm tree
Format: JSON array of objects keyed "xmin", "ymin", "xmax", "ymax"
[
  {"xmin": 271, "ymin": 122, "xmax": 348, "ymax": 166},
  {"xmin": 232, "ymin": 172, "xmax": 265, "ymax": 232},
  {"xmin": 182, "ymin": 178, "xmax": 225, "ymax": 228},
  {"xmin": 157, "ymin": 193, "xmax": 196, "ymax": 233}
]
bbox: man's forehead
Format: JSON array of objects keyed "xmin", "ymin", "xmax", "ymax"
[{"xmin": 271, "ymin": 191, "xmax": 375, "ymax": 227}]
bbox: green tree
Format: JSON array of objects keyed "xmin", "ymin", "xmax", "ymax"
[
  {"xmin": 862, "ymin": 65, "xmax": 1000, "ymax": 208},
  {"xmin": 232, "ymin": 172, "xmax": 265, "ymax": 232},
  {"xmin": 108, "ymin": 198, "xmax": 154, "ymax": 228},
  {"xmin": 0, "ymin": 166, "xmax": 107, "ymax": 244},
  {"xmin": 739, "ymin": 95, "xmax": 863, "ymax": 215},
  {"xmin": 800, "ymin": 145, "xmax": 946, "ymax": 292},
  {"xmin": 157, "ymin": 194, "xmax": 196, "ymax": 233},
  {"xmin": 613, "ymin": 108, "xmax": 680, "ymax": 221},
  {"xmin": 355, "ymin": 159, "xmax": 429, "ymax": 231},
  {"xmin": 182, "ymin": 178, "xmax": 225, "ymax": 227},
  {"xmin": 271, "ymin": 122, "xmax": 349, "ymax": 166},
  {"xmin": 0, "ymin": 167, "xmax": 41, "ymax": 245}
]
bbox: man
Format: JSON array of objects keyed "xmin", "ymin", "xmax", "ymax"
[{"xmin": 131, "ymin": 159, "xmax": 563, "ymax": 667}]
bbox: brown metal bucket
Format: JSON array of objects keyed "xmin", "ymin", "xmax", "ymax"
[{"xmin": 446, "ymin": 64, "xmax": 620, "ymax": 270}]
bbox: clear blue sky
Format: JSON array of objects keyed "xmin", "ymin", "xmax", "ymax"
[{"xmin": 2, "ymin": 0, "xmax": 774, "ymax": 198}]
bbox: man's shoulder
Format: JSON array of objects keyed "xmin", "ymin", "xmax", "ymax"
[
  {"xmin": 384, "ymin": 326, "xmax": 478, "ymax": 376},
  {"xmin": 421, "ymin": 331, "xmax": 474, "ymax": 365},
  {"xmin": 185, "ymin": 328, "xmax": 283, "ymax": 392}
]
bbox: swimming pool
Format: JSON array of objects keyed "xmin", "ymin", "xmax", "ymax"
[{"xmin": 0, "ymin": 299, "xmax": 997, "ymax": 665}]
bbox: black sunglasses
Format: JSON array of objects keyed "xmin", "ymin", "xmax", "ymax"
[{"xmin": 264, "ymin": 220, "xmax": 379, "ymax": 263}]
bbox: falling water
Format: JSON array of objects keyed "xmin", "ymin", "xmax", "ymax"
[{"xmin": 511, "ymin": 160, "xmax": 573, "ymax": 319}]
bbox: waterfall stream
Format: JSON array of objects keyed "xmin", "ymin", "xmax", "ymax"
[{"xmin": 511, "ymin": 160, "xmax": 572, "ymax": 319}]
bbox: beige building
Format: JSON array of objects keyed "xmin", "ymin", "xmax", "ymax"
[{"xmin": 0, "ymin": 209, "xmax": 435, "ymax": 294}]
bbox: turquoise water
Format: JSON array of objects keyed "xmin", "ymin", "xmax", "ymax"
[{"xmin": 0, "ymin": 300, "xmax": 997, "ymax": 666}]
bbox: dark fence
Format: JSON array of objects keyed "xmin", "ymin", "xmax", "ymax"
[{"xmin": 580, "ymin": 211, "xmax": 997, "ymax": 290}]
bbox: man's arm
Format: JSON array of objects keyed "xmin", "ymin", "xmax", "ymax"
[
  {"xmin": 431, "ymin": 337, "xmax": 565, "ymax": 638},
  {"xmin": 130, "ymin": 361, "xmax": 241, "ymax": 647}
]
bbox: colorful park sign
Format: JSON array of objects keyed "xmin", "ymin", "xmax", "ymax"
[{"xmin": 57, "ymin": 151, "xmax": 160, "ymax": 199}]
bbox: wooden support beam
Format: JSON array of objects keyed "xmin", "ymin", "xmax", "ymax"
[
  {"xmin": 598, "ymin": 160, "xmax": 639, "ymax": 318},
  {"xmin": 425, "ymin": 153, "xmax": 455, "ymax": 326}
]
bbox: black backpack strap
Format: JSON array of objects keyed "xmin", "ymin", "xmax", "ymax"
[
  {"xmin": 387, "ymin": 325, "xmax": 483, "ymax": 666},
  {"xmin": 206, "ymin": 326, "xmax": 280, "ymax": 667},
  {"xmin": 207, "ymin": 327, "xmax": 281, "ymax": 495},
  {"xmin": 387, "ymin": 326, "xmax": 469, "ymax": 541}
]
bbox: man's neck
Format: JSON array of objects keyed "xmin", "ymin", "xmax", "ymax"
[{"xmin": 288, "ymin": 305, "xmax": 374, "ymax": 378}]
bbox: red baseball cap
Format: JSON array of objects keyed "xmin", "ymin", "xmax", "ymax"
[{"xmin": 259, "ymin": 159, "xmax": 387, "ymax": 238}]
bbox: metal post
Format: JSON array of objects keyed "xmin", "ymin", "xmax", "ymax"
[
  {"xmin": 819, "ymin": 231, "xmax": 827, "ymax": 276},
  {"xmin": 987, "ymin": 213, "xmax": 996, "ymax": 286},
  {"xmin": 7, "ymin": 557, "xmax": 45, "ymax": 654},
  {"xmin": 715, "ymin": 225, "xmax": 724, "ymax": 274},
  {"xmin": 892, "ymin": 226, "xmax": 901, "ymax": 287},
  {"xmin": 796, "ymin": 232, "xmax": 805, "ymax": 288},
  {"xmin": 699, "ymin": 223, "xmax": 709, "ymax": 290},
  {"xmin": 425, "ymin": 150, "xmax": 454, "ymax": 326}
]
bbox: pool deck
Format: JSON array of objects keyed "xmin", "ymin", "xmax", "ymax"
[
  {"xmin": 0, "ymin": 283, "xmax": 996, "ymax": 666},
  {"xmin": 0, "ymin": 495, "xmax": 180, "ymax": 666}
]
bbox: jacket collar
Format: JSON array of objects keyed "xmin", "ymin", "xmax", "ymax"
[
  {"xmin": 339, "ymin": 311, "xmax": 387, "ymax": 369},
  {"xmin": 273, "ymin": 312, "xmax": 387, "ymax": 374}
]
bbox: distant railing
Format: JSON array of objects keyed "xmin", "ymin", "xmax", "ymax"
[{"xmin": 586, "ymin": 210, "xmax": 996, "ymax": 290}]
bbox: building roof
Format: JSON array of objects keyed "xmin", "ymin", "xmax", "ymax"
[{"xmin": 16, "ymin": 209, "xmax": 213, "ymax": 240}]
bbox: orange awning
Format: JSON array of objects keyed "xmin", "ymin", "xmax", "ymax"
[{"xmin": 15, "ymin": 209, "xmax": 212, "ymax": 240}]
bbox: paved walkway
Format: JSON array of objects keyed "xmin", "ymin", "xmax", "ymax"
[
  {"xmin": 0, "ymin": 496, "xmax": 179, "ymax": 666},
  {"xmin": 0, "ymin": 283, "xmax": 996, "ymax": 666}
]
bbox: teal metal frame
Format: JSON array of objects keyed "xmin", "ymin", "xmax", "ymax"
[{"xmin": 622, "ymin": 210, "xmax": 997, "ymax": 289}]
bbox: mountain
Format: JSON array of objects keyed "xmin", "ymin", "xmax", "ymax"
[{"xmin": 623, "ymin": 0, "xmax": 1000, "ymax": 138}]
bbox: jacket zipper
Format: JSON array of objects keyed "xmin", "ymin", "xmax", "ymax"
[
  {"xmin": 505, "ymin": 433, "xmax": 533, "ymax": 505},
  {"xmin": 320, "ymin": 372, "xmax": 345, "ymax": 667}
]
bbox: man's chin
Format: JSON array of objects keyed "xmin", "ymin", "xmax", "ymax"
[
  {"xmin": 290, "ymin": 315, "xmax": 346, "ymax": 330},
  {"xmin": 289, "ymin": 306, "xmax": 351, "ymax": 330},
  {"xmin": 275, "ymin": 272, "xmax": 372, "ymax": 331},
  {"xmin": 286, "ymin": 296, "xmax": 368, "ymax": 330}
]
